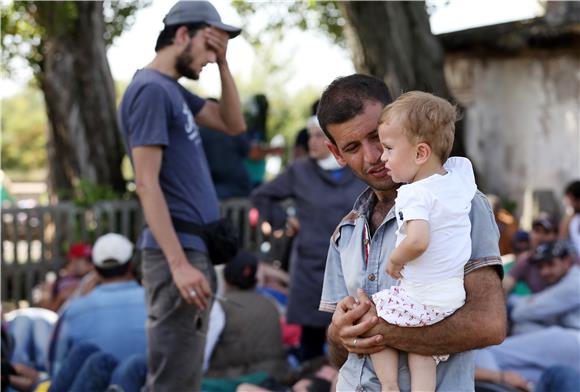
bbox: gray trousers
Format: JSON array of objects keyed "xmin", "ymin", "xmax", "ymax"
[{"xmin": 141, "ymin": 249, "xmax": 216, "ymax": 392}]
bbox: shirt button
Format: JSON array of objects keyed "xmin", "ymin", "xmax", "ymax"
[
  {"xmin": 363, "ymin": 239, "xmax": 369, "ymax": 245},
  {"xmin": 368, "ymin": 273, "xmax": 376, "ymax": 281}
]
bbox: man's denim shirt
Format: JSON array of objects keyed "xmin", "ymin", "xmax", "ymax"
[{"xmin": 320, "ymin": 188, "xmax": 502, "ymax": 392}]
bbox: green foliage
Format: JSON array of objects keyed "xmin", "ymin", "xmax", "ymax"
[
  {"xmin": 1, "ymin": 0, "xmax": 148, "ymax": 78},
  {"xmin": 234, "ymin": 57, "xmax": 321, "ymax": 146},
  {"xmin": 1, "ymin": 3, "xmax": 45, "ymax": 76},
  {"xmin": 229, "ymin": 0, "xmax": 348, "ymax": 148},
  {"xmin": 232, "ymin": 0, "xmax": 346, "ymax": 48},
  {"xmin": 102, "ymin": 0, "xmax": 150, "ymax": 46},
  {"xmin": 1, "ymin": 87, "xmax": 47, "ymax": 178},
  {"xmin": 71, "ymin": 179, "xmax": 122, "ymax": 207}
]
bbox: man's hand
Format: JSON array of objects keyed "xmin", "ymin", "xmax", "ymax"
[
  {"xmin": 170, "ymin": 260, "xmax": 212, "ymax": 310},
  {"xmin": 386, "ymin": 259, "xmax": 403, "ymax": 279},
  {"xmin": 328, "ymin": 290, "xmax": 384, "ymax": 356},
  {"xmin": 205, "ymin": 27, "xmax": 229, "ymax": 65},
  {"xmin": 357, "ymin": 299, "xmax": 379, "ymax": 339},
  {"xmin": 9, "ymin": 363, "xmax": 40, "ymax": 392},
  {"xmin": 502, "ymin": 371, "xmax": 530, "ymax": 392}
]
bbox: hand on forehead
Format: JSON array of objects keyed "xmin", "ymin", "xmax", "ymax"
[{"xmin": 205, "ymin": 26, "xmax": 229, "ymax": 39}]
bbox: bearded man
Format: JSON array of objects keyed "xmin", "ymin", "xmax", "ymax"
[{"xmin": 118, "ymin": 2, "xmax": 245, "ymax": 390}]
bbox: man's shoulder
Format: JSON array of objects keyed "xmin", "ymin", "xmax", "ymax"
[
  {"xmin": 126, "ymin": 76, "xmax": 172, "ymax": 99},
  {"xmin": 330, "ymin": 209, "xmax": 361, "ymax": 246},
  {"xmin": 471, "ymin": 190, "xmax": 493, "ymax": 212},
  {"xmin": 61, "ymin": 292, "xmax": 96, "ymax": 319}
]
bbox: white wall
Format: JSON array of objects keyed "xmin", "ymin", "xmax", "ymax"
[{"xmin": 446, "ymin": 54, "xmax": 580, "ymax": 226}]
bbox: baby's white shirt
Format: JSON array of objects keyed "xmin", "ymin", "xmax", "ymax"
[{"xmin": 395, "ymin": 156, "xmax": 477, "ymax": 284}]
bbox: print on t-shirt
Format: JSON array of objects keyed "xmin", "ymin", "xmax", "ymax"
[{"xmin": 182, "ymin": 102, "xmax": 201, "ymax": 145}]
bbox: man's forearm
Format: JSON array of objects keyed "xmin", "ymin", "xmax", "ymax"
[
  {"xmin": 136, "ymin": 179, "xmax": 186, "ymax": 269},
  {"xmin": 373, "ymin": 267, "xmax": 507, "ymax": 355},
  {"xmin": 218, "ymin": 61, "xmax": 245, "ymax": 135},
  {"xmin": 327, "ymin": 324, "xmax": 349, "ymax": 368},
  {"xmin": 511, "ymin": 285, "xmax": 576, "ymax": 323}
]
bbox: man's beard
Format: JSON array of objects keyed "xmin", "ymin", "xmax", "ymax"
[{"xmin": 175, "ymin": 42, "xmax": 199, "ymax": 80}]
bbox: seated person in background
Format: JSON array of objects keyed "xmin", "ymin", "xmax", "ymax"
[
  {"xmin": 205, "ymin": 250, "xmax": 290, "ymax": 385},
  {"xmin": 50, "ymin": 233, "xmax": 146, "ymax": 377},
  {"xmin": 236, "ymin": 356, "xmax": 338, "ymax": 392},
  {"xmin": 561, "ymin": 180, "xmax": 580, "ymax": 256},
  {"xmin": 502, "ymin": 218, "xmax": 558, "ymax": 295},
  {"xmin": 487, "ymin": 194, "xmax": 519, "ymax": 256},
  {"xmin": 4, "ymin": 307, "xmax": 57, "ymax": 373},
  {"xmin": 3, "ymin": 245, "xmax": 95, "ymax": 378},
  {"xmin": 511, "ymin": 230, "xmax": 530, "ymax": 257},
  {"xmin": 475, "ymin": 326, "xmax": 580, "ymax": 389},
  {"xmin": 509, "ymin": 240, "xmax": 579, "ymax": 335},
  {"xmin": 36, "ymin": 243, "xmax": 95, "ymax": 312},
  {"xmin": 475, "ymin": 364, "xmax": 580, "ymax": 392}
]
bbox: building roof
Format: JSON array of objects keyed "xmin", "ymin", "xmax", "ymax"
[{"xmin": 439, "ymin": 3, "xmax": 580, "ymax": 55}]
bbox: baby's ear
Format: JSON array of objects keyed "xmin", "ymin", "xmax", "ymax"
[{"xmin": 415, "ymin": 142, "xmax": 431, "ymax": 164}]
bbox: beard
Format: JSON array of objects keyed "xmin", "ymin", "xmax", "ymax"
[{"xmin": 175, "ymin": 42, "xmax": 199, "ymax": 80}]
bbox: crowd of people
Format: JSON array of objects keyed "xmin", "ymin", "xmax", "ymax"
[
  {"xmin": 473, "ymin": 180, "xmax": 580, "ymax": 391},
  {"xmin": 2, "ymin": 1, "xmax": 580, "ymax": 392}
]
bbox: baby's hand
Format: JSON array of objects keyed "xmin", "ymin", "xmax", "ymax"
[{"xmin": 386, "ymin": 259, "xmax": 402, "ymax": 280}]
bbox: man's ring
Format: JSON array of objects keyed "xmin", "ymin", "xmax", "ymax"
[
  {"xmin": 189, "ymin": 290, "xmax": 197, "ymax": 297},
  {"xmin": 353, "ymin": 338, "xmax": 358, "ymax": 347}
]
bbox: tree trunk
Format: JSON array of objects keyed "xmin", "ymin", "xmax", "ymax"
[
  {"xmin": 37, "ymin": 1, "xmax": 125, "ymax": 199},
  {"xmin": 337, "ymin": 1, "xmax": 466, "ymax": 157}
]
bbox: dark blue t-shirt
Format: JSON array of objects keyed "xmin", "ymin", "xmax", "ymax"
[{"xmin": 119, "ymin": 69, "xmax": 220, "ymax": 251}]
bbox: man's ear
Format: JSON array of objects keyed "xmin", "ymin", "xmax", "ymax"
[
  {"xmin": 415, "ymin": 142, "xmax": 431, "ymax": 165},
  {"xmin": 174, "ymin": 26, "xmax": 191, "ymax": 47},
  {"xmin": 325, "ymin": 140, "xmax": 347, "ymax": 167}
]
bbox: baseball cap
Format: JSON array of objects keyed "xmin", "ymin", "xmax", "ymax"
[
  {"xmin": 512, "ymin": 230, "xmax": 530, "ymax": 243},
  {"xmin": 224, "ymin": 250, "xmax": 257, "ymax": 290},
  {"xmin": 530, "ymin": 240, "xmax": 572, "ymax": 265},
  {"xmin": 531, "ymin": 218, "xmax": 555, "ymax": 232},
  {"xmin": 92, "ymin": 233, "xmax": 134, "ymax": 268},
  {"xmin": 67, "ymin": 243, "xmax": 92, "ymax": 260},
  {"xmin": 163, "ymin": 1, "xmax": 241, "ymax": 38}
]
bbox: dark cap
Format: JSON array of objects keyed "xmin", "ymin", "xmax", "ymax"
[
  {"xmin": 513, "ymin": 230, "xmax": 530, "ymax": 243},
  {"xmin": 530, "ymin": 240, "xmax": 572, "ymax": 265},
  {"xmin": 224, "ymin": 250, "xmax": 258, "ymax": 290},
  {"xmin": 163, "ymin": 1, "xmax": 241, "ymax": 38},
  {"xmin": 531, "ymin": 218, "xmax": 555, "ymax": 232}
]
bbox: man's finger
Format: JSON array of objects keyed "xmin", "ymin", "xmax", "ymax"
[
  {"xmin": 350, "ymin": 335, "xmax": 385, "ymax": 355},
  {"xmin": 180, "ymin": 289, "xmax": 194, "ymax": 305},
  {"xmin": 337, "ymin": 296, "xmax": 357, "ymax": 312},
  {"xmin": 200, "ymin": 279, "xmax": 212, "ymax": 297},
  {"xmin": 342, "ymin": 299, "xmax": 370, "ymax": 321},
  {"xmin": 341, "ymin": 315, "xmax": 378, "ymax": 340}
]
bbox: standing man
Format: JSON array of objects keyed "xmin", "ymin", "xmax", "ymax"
[
  {"xmin": 118, "ymin": 1, "xmax": 245, "ymax": 390},
  {"xmin": 316, "ymin": 74, "xmax": 507, "ymax": 391}
]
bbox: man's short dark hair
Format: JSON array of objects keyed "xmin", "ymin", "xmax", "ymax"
[
  {"xmin": 565, "ymin": 180, "xmax": 580, "ymax": 200},
  {"xmin": 317, "ymin": 74, "xmax": 393, "ymax": 145},
  {"xmin": 95, "ymin": 260, "xmax": 132, "ymax": 279},
  {"xmin": 155, "ymin": 22, "xmax": 209, "ymax": 52}
]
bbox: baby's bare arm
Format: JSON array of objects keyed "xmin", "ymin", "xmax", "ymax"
[{"xmin": 387, "ymin": 219, "xmax": 430, "ymax": 279}]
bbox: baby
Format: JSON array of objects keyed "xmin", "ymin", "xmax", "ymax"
[{"xmin": 366, "ymin": 91, "xmax": 476, "ymax": 391}]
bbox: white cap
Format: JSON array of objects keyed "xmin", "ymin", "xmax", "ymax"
[
  {"xmin": 92, "ymin": 233, "xmax": 134, "ymax": 268},
  {"xmin": 306, "ymin": 115, "xmax": 320, "ymax": 131}
]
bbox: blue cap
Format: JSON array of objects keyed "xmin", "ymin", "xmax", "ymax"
[{"xmin": 163, "ymin": 1, "xmax": 241, "ymax": 38}]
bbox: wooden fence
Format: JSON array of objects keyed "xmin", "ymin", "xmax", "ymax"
[{"xmin": 1, "ymin": 198, "xmax": 292, "ymax": 305}]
